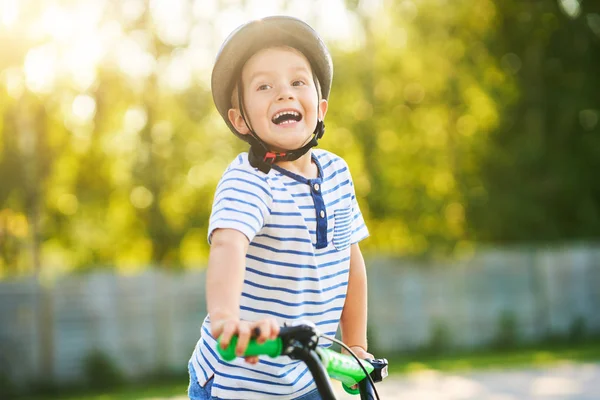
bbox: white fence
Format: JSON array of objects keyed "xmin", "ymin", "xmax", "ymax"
[
  {"xmin": 1, "ymin": 243, "xmax": 599, "ymax": 387},
  {"xmin": 368, "ymin": 244, "xmax": 600, "ymax": 351}
]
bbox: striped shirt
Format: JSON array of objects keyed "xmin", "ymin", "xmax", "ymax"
[{"xmin": 189, "ymin": 149, "xmax": 369, "ymax": 399}]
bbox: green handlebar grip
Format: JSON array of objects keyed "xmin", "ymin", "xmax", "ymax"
[
  {"xmin": 216, "ymin": 336, "xmax": 283, "ymax": 361},
  {"xmin": 342, "ymin": 382, "xmax": 360, "ymax": 395},
  {"xmin": 318, "ymin": 348, "xmax": 374, "ymax": 395}
]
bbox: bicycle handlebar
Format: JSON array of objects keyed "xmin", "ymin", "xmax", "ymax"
[
  {"xmin": 217, "ymin": 336, "xmax": 283, "ymax": 361},
  {"xmin": 217, "ymin": 336, "xmax": 375, "ymax": 390},
  {"xmin": 215, "ymin": 324, "xmax": 387, "ymax": 399}
]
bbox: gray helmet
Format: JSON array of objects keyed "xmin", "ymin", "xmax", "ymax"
[{"xmin": 211, "ymin": 16, "xmax": 333, "ymax": 141}]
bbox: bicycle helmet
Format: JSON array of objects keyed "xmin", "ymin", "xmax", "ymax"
[{"xmin": 211, "ymin": 16, "xmax": 333, "ymax": 172}]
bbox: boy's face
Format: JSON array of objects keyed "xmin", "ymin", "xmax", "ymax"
[{"xmin": 228, "ymin": 46, "xmax": 328, "ymax": 152}]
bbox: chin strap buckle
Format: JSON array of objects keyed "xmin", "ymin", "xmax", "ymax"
[{"xmin": 263, "ymin": 152, "xmax": 285, "ymax": 164}]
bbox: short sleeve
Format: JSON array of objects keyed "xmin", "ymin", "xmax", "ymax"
[
  {"xmin": 208, "ymin": 166, "xmax": 272, "ymax": 244},
  {"xmin": 350, "ymin": 179, "xmax": 369, "ymax": 245}
]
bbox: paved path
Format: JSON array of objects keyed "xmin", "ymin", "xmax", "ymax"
[
  {"xmin": 172, "ymin": 363, "xmax": 600, "ymax": 399},
  {"xmin": 332, "ymin": 362, "xmax": 600, "ymax": 400}
]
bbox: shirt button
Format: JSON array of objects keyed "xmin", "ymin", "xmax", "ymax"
[
  {"xmin": 320, "ymin": 210, "xmax": 325, "ymax": 218},
  {"xmin": 313, "ymin": 183, "xmax": 320, "ymax": 192}
]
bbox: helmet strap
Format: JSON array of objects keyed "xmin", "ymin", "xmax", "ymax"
[{"xmin": 248, "ymin": 120, "xmax": 325, "ymax": 173}]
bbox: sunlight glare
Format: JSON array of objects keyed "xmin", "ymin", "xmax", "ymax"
[
  {"xmin": 2, "ymin": 67, "xmax": 24, "ymax": 99},
  {"xmin": 159, "ymin": 49, "xmax": 193, "ymax": 92},
  {"xmin": 558, "ymin": 0, "xmax": 581, "ymax": 19},
  {"xmin": 71, "ymin": 95, "xmax": 97, "ymax": 125},
  {"xmin": 214, "ymin": 7, "xmax": 248, "ymax": 46},
  {"xmin": 64, "ymin": 38, "xmax": 104, "ymax": 91},
  {"xmin": 124, "ymin": 106, "xmax": 148, "ymax": 134},
  {"xmin": 116, "ymin": 35, "xmax": 156, "ymax": 80},
  {"xmin": 121, "ymin": 0, "xmax": 146, "ymax": 24},
  {"xmin": 246, "ymin": 0, "xmax": 282, "ymax": 19},
  {"xmin": 211, "ymin": 0, "xmax": 356, "ymax": 53},
  {"xmin": 315, "ymin": 0, "xmax": 358, "ymax": 47},
  {"xmin": 0, "ymin": 0, "xmax": 19, "ymax": 28},
  {"xmin": 24, "ymin": 44, "xmax": 59, "ymax": 94},
  {"xmin": 192, "ymin": 0, "xmax": 218, "ymax": 20},
  {"xmin": 42, "ymin": 5, "xmax": 73, "ymax": 42},
  {"xmin": 283, "ymin": 1, "xmax": 313, "ymax": 22},
  {"xmin": 357, "ymin": 0, "xmax": 384, "ymax": 17},
  {"xmin": 150, "ymin": 0, "xmax": 191, "ymax": 46}
]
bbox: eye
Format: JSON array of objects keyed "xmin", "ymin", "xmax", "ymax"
[
  {"xmin": 292, "ymin": 80, "xmax": 306, "ymax": 87},
  {"xmin": 257, "ymin": 84, "xmax": 271, "ymax": 91}
]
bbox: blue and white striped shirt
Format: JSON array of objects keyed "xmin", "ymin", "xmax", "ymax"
[{"xmin": 190, "ymin": 149, "xmax": 369, "ymax": 399}]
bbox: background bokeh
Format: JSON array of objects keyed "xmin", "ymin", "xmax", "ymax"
[
  {"xmin": 1, "ymin": 0, "xmax": 600, "ymax": 398},
  {"xmin": 1, "ymin": 0, "xmax": 598, "ymax": 277}
]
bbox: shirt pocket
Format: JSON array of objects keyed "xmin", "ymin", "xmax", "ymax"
[{"xmin": 332, "ymin": 206, "xmax": 353, "ymax": 251}]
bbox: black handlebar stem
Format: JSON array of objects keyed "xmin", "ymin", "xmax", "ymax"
[
  {"xmin": 296, "ymin": 346, "xmax": 337, "ymax": 400},
  {"xmin": 273, "ymin": 324, "xmax": 385, "ymax": 400},
  {"xmin": 278, "ymin": 324, "xmax": 319, "ymax": 356},
  {"xmin": 358, "ymin": 378, "xmax": 377, "ymax": 400},
  {"xmin": 276, "ymin": 325, "xmax": 337, "ymax": 400}
]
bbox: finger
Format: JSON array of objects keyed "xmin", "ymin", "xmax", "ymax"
[
  {"xmin": 210, "ymin": 319, "xmax": 225, "ymax": 340},
  {"xmin": 219, "ymin": 320, "xmax": 237, "ymax": 349},
  {"xmin": 269, "ymin": 318, "xmax": 280, "ymax": 339},
  {"xmin": 244, "ymin": 356, "xmax": 259, "ymax": 364},
  {"xmin": 236, "ymin": 323, "xmax": 251, "ymax": 357},
  {"xmin": 256, "ymin": 320, "xmax": 275, "ymax": 343}
]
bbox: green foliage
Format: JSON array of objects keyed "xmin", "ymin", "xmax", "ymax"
[
  {"xmin": 493, "ymin": 310, "xmax": 518, "ymax": 349},
  {"xmin": 569, "ymin": 316, "xmax": 587, "ymax": 343},
  {"xmin": 83, "ymin": 350, "xmax": 125, "ymax": 390},
  {"xmin": 426, "ymin": 319, "xmax": 452, "ymax": 354},
  {"xmin": 0, "ymin": 0, "xmax": 599, "ymax": 276},
  {"xmin": 0, "ymin": 370, "xmax": 17, "ymax": 399},
  {"xmin": 467, "ymin": 0, "xmax": 600, "ymax": 244}
]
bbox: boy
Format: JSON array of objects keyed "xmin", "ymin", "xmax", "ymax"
[{"xmin": 188, "ymin": 16, "xmax": 372, "ymax": 400}]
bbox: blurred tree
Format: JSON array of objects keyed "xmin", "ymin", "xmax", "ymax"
[
  {"xmin": 331, "ymin": 0, "xmax": 506, "ymax": 257},
  {"xmin": 1, "ymin": 0, "xmax": 599, "ymax": 276},
  {"xmin": 466, "ymin": 0, "xmax": 600, "ymax": 243}
]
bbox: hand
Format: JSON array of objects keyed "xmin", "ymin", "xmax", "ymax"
[
  {"xmin": 343, "ymin": 345, "xmax": 374, "ymax": 390},
  {"xmin": 346, "ymin": 345, "xmax": 373, "ymax": 360},
  {"xmin": 211, "ymin": 317, "xmax": 280, "ymax": 364}
]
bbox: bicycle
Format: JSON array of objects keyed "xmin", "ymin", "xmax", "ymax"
[{"xmin": 216, "ymin": 322, "xmax": 388, "ymax": 400}]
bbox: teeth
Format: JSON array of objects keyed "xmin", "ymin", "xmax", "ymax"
[{"xmin": 273, "ymin": 110, "xmax": 300, "ymax": 120}]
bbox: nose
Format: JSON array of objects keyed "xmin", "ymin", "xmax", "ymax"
[{"xmin": 277, "ymin": 86, "xmax": 295, "ymax": 101}]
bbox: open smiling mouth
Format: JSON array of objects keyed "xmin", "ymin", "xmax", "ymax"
[{"xmin": 272, "ymin": 110, "xmax": 303, "ymax": 125}]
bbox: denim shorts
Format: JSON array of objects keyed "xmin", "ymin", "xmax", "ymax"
[{"xmin": 188, "ymin": 363, "xmax": 321, "ymax": 400}]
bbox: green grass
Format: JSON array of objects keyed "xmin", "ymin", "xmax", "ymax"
[
  {"xmin": 21, "ymin": 339, "xmax": 600, "ymax": 399},
  {"xmin": 21, "ymin": 379, "xmax": 188, "ymax": 400},
  {"xmin": 390, "ymin": 339, "xmax": 600, "ymax": 374}
]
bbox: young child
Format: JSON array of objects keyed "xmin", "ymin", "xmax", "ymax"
[{"xmin": 188, "ymin": 16, "xmax": 372, "ymax": 400}]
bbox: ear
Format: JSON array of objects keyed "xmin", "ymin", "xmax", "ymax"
[
  {"xmin": 318, "ymin": 99, "xmax": 328, "ymax": 121},
  {"xmin": 228, "ymin": 108, "xmax": 250, "ymax": 135}
]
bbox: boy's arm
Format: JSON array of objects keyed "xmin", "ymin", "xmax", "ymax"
[
  {"xmin": 339, "ymin": 242, "xmax": 371, "ymax": 356},
  {"xmin": 206, "ymin": 228, "xmax": 279, "ymax": 360},
  {"xmin": 206, "ymin": 228, "xmax": 248, "ymax": 329}
]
